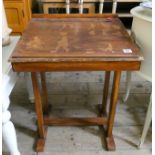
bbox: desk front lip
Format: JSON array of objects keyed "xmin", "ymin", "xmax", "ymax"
[{"xmin": 11, "ymin": 60, "xmax": 141, "ymax": 72}]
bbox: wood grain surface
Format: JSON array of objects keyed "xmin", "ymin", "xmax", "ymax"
[{"xmin": 10, "ymin": 14, "xmax": 143, "ymax": 63}]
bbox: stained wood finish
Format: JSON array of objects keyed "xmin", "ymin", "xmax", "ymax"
[
  {"xmin": 44, "ymin": 117, "xmax": 108, "ymax": 126},
  {"xmin": 36, "ymin": 138, "xmax": 46, "ymax": 152},
  {"xmin": 10, "ymin": 14, "xmax": 143, "ymax": 63},
  {"xmin": 40, "ymin": 72, "xmax": 49, "ymax": 114},
  {"xmin": 32, "ymin": 13, "xmax": 117, "ymax": 18},
  {"xmin": 106, "ymin": 136, "xmax": 116, "ymax": 151},
  {"xmin": 102, "ymin": 71, "xmax": 111, "ymax": 115},
  {"xmin": 4, "ymin": 2, "xmax": 26, "ymax": 33},
  {"xmin": 10, "ymin": 15, "xmax": 143, "ymax": 152},
  {"xmin": 106, "ymin": 71, "xmax": 121, "ymax": 150},
  {"xmin": 4, "ymin": 0, "xmax": 31, "ymax": 33},
  {"xmin": 36, "ymin": 126, "xmax": 48, "ymax": 152},
  {"xmin": 12, "ymin": 61, "xmax": 141, "ymax": 72},
  {"xmin": 31, "ymin": 72, "xmax": 45, "ymax": 139}
]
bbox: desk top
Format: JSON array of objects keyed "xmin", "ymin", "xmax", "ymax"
[{"xmin": 10, "ymin": 14, "xmax": 143, "ymax": 63}]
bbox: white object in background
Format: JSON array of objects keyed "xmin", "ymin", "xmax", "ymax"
[
  {"xmin": 2, "ymin": 36, "xmax": 21, "ymax": 155},
  {"xmin": 140, "ymin": 1, "xmax": 152, "ymax": 9},
  {"xmin": 123, "ymin": 6, "xmax": 152, "ymax": 148},
  {"xmin": 138, "ymin": 94, "xmax": 152, "ymax": 148},
  {"xmin": 66, "ymin": 0, "xmax": 70, "ymax": 14},
  {"xmin": 25, "ymin": 73, "xmax": 35, "ymax": 103},
  {"xmin": 79, "ymin": 0, "xmax": 84, "ymax": 14},
  {"xmin": 112, "ymin": 0, "xmax": 117, "ymax": 14},
  {"xmin": 2, "ymin": 0, "xmax": 12, "ymax": 46},
  {"xmin": 124, "ymin": 6, "xmax": 152, "ymax": 100},
  {"xmin": 99, "ymin": 0, "xmax": 104, "ymax": 14}
]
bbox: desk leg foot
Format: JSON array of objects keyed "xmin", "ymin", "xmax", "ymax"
[
  {"xmin": 106, "ymin": 136, "xmax": 116, "ymax": 151},
  {"xmin": 106, "ymin": 71, "xmax": 121, "ymax": 151},
  {"xmin": 36, "ymin": 126, "xmax": 48, "ymax": 152},
  {"xmin": 36, "ymin": 138, "xmax": 46, "ymax": 152},
  {"xmin": 32, "ymin": 72, "xmax": 47, "ymax": 152}
]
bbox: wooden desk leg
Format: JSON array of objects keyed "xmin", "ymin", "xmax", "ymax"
[
  {"xmin": 40, "ymin": 72, "xmax": 50, "ymax": 115},
  {"xmin": 101, "ymin": 71, "xmax": 111, "ymax": 116},
  {"xmin": 106, "ymin": 71, "xmax": 121, "ymax": 151},
  {"xmin": 31, "ymin": 72, "xmax": 47, "ymax": 152}
]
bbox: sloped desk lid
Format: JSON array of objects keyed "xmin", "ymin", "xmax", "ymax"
[{"xmin": 10, "ymin": 15, "xmax": 143, "ymax": 62}]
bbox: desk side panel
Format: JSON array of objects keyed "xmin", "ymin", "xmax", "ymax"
[{"xmin": 12, "ymin": 61, "xmax": 141, "ymax": 72}]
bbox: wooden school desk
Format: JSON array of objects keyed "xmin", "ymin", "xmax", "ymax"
[{"xmin": 9, "ymin": 14, "xmax": 143, "ymax": 152}]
